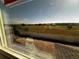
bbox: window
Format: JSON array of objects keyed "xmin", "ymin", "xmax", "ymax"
[{"xmin": 1, "ymin": 0, "xmax": 79, "ymax": 59}]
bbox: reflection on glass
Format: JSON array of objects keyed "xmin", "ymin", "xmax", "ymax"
[{"xmin": 4, "ymin": 0, "xmax": 79, "ymax": 59}]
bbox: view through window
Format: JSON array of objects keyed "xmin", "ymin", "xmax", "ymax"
[{"xmin": 4, "ymin": 0, "xmax": 79, "ymax": 59}]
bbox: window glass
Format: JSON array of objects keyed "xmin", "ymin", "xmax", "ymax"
[{"xmin": 4, "ymin": 0, "xmax": 79, "ymax": 59}]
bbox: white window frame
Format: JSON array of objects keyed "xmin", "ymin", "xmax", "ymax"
[{"xmin": 0, "ymin": 9, "xmax": 34, "ymax": 59}]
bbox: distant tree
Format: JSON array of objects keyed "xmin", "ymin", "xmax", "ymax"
[
  {"xmin": 21, "ymin": 23, "xmax": 26, "ymax": 26},
  {"xmin": 38, "ymin": 23, "xmax": 41, "ymax": 26},
  {"xmin": 67, "ymin": 24, "xmax": 73, "ymax": 30}
]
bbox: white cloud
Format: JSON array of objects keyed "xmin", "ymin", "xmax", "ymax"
[
  {"xmin": 38, "ymin": 15, "xmax": 79, "ymax": 23},
  {"xmin": 66, "ymin": 0, "xmax": 79, "ymax": 5}
]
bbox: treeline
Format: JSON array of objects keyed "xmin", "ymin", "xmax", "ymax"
[{"xmin": 8, "ymin": 23, "xmax": 79, "ymax": 26}]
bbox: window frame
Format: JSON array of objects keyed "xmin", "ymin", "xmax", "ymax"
[{"xmin": 0, "ymin": 9, "xmax": 33, "ymax": 59}]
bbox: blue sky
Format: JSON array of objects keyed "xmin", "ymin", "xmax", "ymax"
[{"xmin": 7, "ymin": 0, "xmax": 79, "ymax": 24}]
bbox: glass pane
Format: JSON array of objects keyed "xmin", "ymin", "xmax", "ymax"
[{"xmin": 3, "ymin": 0, "xmax": 79, "ymax": 59}]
